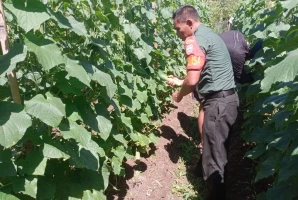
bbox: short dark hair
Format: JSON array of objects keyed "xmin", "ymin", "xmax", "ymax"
[{"xmin": 172, "ymin": 5, "xmax": 200, "ymax": 23}]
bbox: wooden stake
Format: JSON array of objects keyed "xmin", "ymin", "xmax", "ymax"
[{"xmin": 0, "ymin": 0, "xmax": 22, "ymax": 104}]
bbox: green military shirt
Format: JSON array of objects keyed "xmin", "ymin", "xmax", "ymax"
[{"xmin": 186, "ymin": 24, "xmax": 235, "ymax": 95}]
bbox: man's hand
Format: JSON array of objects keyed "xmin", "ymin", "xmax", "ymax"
[
  {"xmin": 166, "ymin": 76, "xmax": 184, "ymax": 88},
  {"xmin": 172, "ymin": 91, "xmax": 183, "ymax": 103}
]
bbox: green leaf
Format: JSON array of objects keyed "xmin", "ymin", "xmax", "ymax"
[
  {"xmin": 136, "ymin": 90, "xmax": 148, "ymax": 103},
  {"xmin": 75, "ymin": 99, "xmax": 112, "ymax": 141},
  {"xmin": 113, "ymin": 145, "xmax": 126, "ymax": 161},
  {"xmin": 101, "ymin": 159, "xmax": 110, "ymax": 190},
  {"xmin": 85, "ymin": 140, "xmax": 105, "ymax": 157},
  {"xmin": 66, "ymin": 102, "xmax": 83, "ymax": 122},
  {"xmin": 160, "ymin": 8, "xmax": 172, "ymax": 19},
  {"xmin": 42, "ymin": 143, "xmax": 70, "ymax": 160},
  {"xmin": 111, "ymin": 156, "xmax": 123, "ymax": 175},
  {"xmin": 133, "ymin": 48, "xmax": 149, "ymax": 60},
  {"xmin": 25, "ymin": 92, "xmax": 66, "ymax": 127},
  {"xmin": 131, "ymin": 99, "xmax": 142, "ymax": 111},
  {"xmin": 36, "ymin": 177, "xmax": 56, "ymax": 200},
  {"xmin": 51, "ymin": 11, "xmax": 88, "ymax": 36},
  {"xmin": 121, "ymin": 114, "xmax": 133, "ymax": 133},
  {"xmin": 17, "ymin": 150, "xmax": 47, "ymax": 176},
  {"xmin": 267, "ymin": 183, "xmax": 298, "ymax": 200},
  {"xmin": 137, "ymin": 133, "xmax": 151, "ymax": 147},
  {"xmin": 5, "ymin": 0, "xmax": 50, "ymax": 32},
  {"xmin": 139, "ymin": 113, "xmax": 150, "ymax": 123},
  {"xmin": 60, "ymin": 121, "xmax": 91, "ymax": 146},
  {"xmin": 65, "ymin": 142, "xmax": 99, "ymax": 171},
  {"xmin": 269, "ymin": 125, "xmax": 296, "ymax": 151},
  {"xmin": 94, "ymin": 104, "xmax": 113, "ymax": 141},
  {"xmin": 65, "ymin": 58, "xmax": 91, "ymax": 88},
  {"xmin": 261, "ymin": 49, "xmax": 298, "ymax": 92},
  {"xmin": 255, "ymin": 152, "xmax": 282, "ymax": 182},
  {"xmin": 280, "ymin": 0, "xmax": 298, "ymax": 13},
  {"xmin": 113, "ymin": 134, "xmax": 128, "ymax": 148},
  {"xmin": 12, "ymin": 176, "xmax": 38, "ymax": 198},
  {"xmin": 24, "ymin": 32, "xmax": 64, "ymax": 71},
  {"xmin": 82, "ymin": 190, "xmax": 106, "ymax": 200},
  {"xmin": 245, "ymin": 144, "xmax": 266, "ymax": 159},
  {"xmin": 0, "ymin": 149, "xmax": 17, "ymax": 177},
  {"xmin": 80, "ymin": 170, "xmax": 106, "ymax": 192},
  {"xmin": 0, "ymin": 44, "xmax": 27, "ymax": 77},
  {"xmin": 145, "ymin": 104, "xmax": 153, "ymax": 117},
  {"xmin": 0, "ymin": 192, "xmax": 19, "ymax": 200},
  {"xmin": 81, "ymin": 61, "xmax": 117, "ymax": 99},
  {"xmin": 118, "ymin": 81, "xmax": 133, "ymax": 98},
  {"xmin": 123, "ymin": 23, "xmax": 141, "ymax": 41},
  {"xmin": 278, "ymin": 152, "xmax": 296, "ymax": 183},
  {"xmin": 0, "ymin": 102, "xmax": 32, "ymax": 148}
]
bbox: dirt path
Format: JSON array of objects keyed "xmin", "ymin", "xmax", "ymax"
[
  {"xmin": 108, "ymin": 94, "xmax": 257, "ymax": 200},
  {"xmin": 108, "ymin": 94, "xmax": 201, "ymax": 200}
]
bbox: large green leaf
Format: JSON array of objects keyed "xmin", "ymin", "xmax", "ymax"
[
  {"xmin": 64, "ymin": 142, "xmax": 99, "ymax": 171},
  {"xmin": 5, "ymin": 0, "xmax": 50, "ymax": 32},
  {"xmin": 245, "ymin": 144, "xmax": 266, "ymax": 159},
  {"xmin": 81, "ymin": 61, "xmax": 117, "ymax": 99},
  {"xmin": 24, "ymin": 33, "xmax": 64, "ymax": 71},
  {"xmin": 94, "ymin": 104, "xmax": 113, "ymax": 141},
  {"xmin": 123, "ymin": 23, "xmax": 141, "ymax": 41},
  {"xmin": 42, "ymin": 143, "xmax": 70, "ymax": 160},
  {"xmin": 255, "ymin": 152, "xmax": 282, "ymax": 182},
  {"xmin": 0, "ymin": 102, "xmax": 32, "ymax": 148},
  {"xmin": 65, "ymin": 58, "xmax": 91, "ymax": 88},
  {"xmin": 261, "ymin": 49, "xmax": 298, "ymax": 92},
  {"xmin": 280, "ymin": 0, "xmax": 298, "ymax": 14},
  {"xmin": 17, "ymin": 150, "xmax": 47, "ymax": 176},
  {"xmin": 74, "ymin": 98, "xmax": 112, "ymax": 141},
  {"xmin": 60, "ymin": 121, "xmax": 91, "ymax": 146},
  {"xmin": 36, "ymin": 177, "xmax": 56, "ymax": 200},
  {"xmin": 82, "ymin": 190, "xmax": 106, "ymax": 200},
  {"xmin": 51, "ymin": 11, "xmax": 88, "ymax": 36},
  {"xmin": 80, "ymin": 170, "xmax": 106, "ymax": 192},
  {"xmin": 267, "ymin": 183, "xmax": 298, "ymax": 200},
  {"xmin": 0, "ymin": 149, "xmax": 17, "ymax": 177},
  {"xmin": 0, "ymin": 44, "xmax": 27, "ymax": 77},
  {"xmin": 111, "ymin": 156, "xmax": 123, "ymax": 175},
  {"xmin": 25, "ymin": 92, "xmax": 66, "ymax": 127},
  {"xmin": 0, "ymin": 192, "xmax": 19, "ymax": 200},
  {"xmin": 12, "ymin": 176, "xmax": 38, "ymax": 198}
]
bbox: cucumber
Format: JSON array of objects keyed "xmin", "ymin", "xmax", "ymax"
[
  {"xmin": 158, "ymin": 70, "xmax": 170, "ymax": 81},
  {"xmin": 135, "ymin": 151, "xmax": 140, "ymax": 164}
]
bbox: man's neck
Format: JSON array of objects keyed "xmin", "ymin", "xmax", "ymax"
[{"xmin": 192, "ymin": 22, "xmax": 201, "ymax": 34}]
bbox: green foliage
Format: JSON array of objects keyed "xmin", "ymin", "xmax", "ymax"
[
  {"xmin": 0, "ymin": 0, "xmax": 210, "ymax": 199},
  {"xmin": 207, "ymin": 0, "xmax": 243, "ymax": 32},
  {"xmin": 234, "ymin": 0, "xmax": 298, "ymax": 199}
]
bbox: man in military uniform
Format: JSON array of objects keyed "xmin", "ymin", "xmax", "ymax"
[{"xmin": 170, "ymin": 5, "xmax": 239, "ymax": 200}]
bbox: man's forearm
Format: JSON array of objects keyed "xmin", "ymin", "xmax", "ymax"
[{"xmin": 177, "ymin": 77, "xmax": 196, "ymax": 98}]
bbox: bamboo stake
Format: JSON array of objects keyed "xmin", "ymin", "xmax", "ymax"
[{"xmin": 0, "ymin": 0, "xmax": 22, "ymax": 104}]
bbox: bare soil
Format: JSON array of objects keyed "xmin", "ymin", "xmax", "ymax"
[{"xmin": 107, "ymin": 94, "xmax": 263, "ymax": 200}]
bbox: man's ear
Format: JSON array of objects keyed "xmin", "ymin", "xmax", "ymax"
[{"xmin": 186, "ymin": 19, "xmax": 193, "ymax": 27}]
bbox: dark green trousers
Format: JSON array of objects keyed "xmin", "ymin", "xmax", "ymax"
[{"xmin": 202, "ymin": 92, "xmax": 239, "ymax": 200}]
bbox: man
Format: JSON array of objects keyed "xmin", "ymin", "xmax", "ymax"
[
  {"xmin": 170, "ymin": 5, "xmax": 239, "ymax": 200},
  {"xmin": 219, "ymin": 30, "xmax": 263, "ymax": 84},
  {"xmin": 168, "ymin": 30, "xmax": 263, "ymax": 154}
]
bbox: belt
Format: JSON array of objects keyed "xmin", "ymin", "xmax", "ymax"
[{"xmin": 204, "ymin": 88, "xmax": 235, "ymax": 100}]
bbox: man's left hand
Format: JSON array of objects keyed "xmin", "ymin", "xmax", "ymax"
[{"xmin": 172, "ymin": 91, "xmax": 183, "ymax": 103}]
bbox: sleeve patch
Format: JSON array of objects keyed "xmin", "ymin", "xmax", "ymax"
[
  {"xmin": 184, "ymin": 36, "xmax": 206, "ymax": 71},
  {"xmin": 187, "ymin": 55, "xmax": 202, "ymax": 67},
  {"xmin": 186, "ymin": 44, "xmax": 194, "ymax": 55}
]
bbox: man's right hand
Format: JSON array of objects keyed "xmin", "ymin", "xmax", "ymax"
[{"xmin": 166, "ymin": 76, "xmax": 184, "ymax": 88}]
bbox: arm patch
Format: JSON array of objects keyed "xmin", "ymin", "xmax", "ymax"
[{"xmin": 184, "ymin": 36, "xmax": 206, "ymax": 70}]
